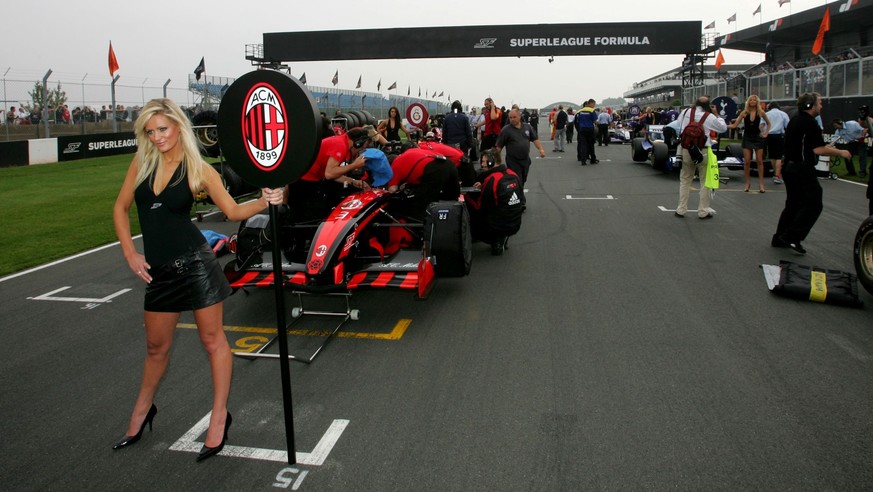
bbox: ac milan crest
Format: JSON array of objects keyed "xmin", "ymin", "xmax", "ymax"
[
  {"xmin": 218, "ymin": 70, "xmax": 321, "ymax": 188},
  {"xmin": 243, "ymin": 82, "xmax": 288, "ymax": 171}
]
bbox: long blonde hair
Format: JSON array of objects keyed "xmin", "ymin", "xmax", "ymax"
[
  {"xmin": 743, "ymin": 95, "xmax": 761, "ymax": 115},
  {"xmin": 133, "ymin": 98, "xmax": 207, "ymax": 191}
]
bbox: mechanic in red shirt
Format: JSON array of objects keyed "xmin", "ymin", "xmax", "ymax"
[
  {"xmin": 387, "ymin": 146, "xmax": 460, "ymax": 220},
  {"xmin": 288, "ymin": 127, "xmax": 372, "ymax": 222},
  {"xmin": 417, "ymin": 139, "xmax": 475, "ymax": 185}
]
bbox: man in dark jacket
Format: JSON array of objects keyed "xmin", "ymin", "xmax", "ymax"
[
  {"xmin": 575, "ymin": 99, "xmax": 598, "ymax": 165},
  {"xmin": 442, "ymin": 100, "xmax": 473, "ymax": 155},
  {"xmin": 553, "ymin": 105, "xmax": 568, "ymax": 152}
]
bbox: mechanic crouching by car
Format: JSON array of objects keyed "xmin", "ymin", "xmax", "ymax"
[
  {"xmin": 386, "ymin": 145, "xmax": 460, "ymax": 221},
  {"xmin": 286, "ymin": 127, "xmax": 373, "ymax": 223},
  {"xmin": 466, "ymin": 151, "xmax": 525, "ymax": 255}
]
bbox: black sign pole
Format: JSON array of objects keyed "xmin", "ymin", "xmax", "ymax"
[
  {"xmin": 218, "ymin": 69, "xmax": 321, "ymax": 467},
  {"xmin": 269, "ymin": 204, "xmax": 297, "ymax": 465}
]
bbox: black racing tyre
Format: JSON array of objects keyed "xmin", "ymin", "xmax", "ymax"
[
  {"xmin": 191, "ymin": 110, "xmax": 221, "ymax": 157},
  {"xmin": 725, "ymin": 143, "xmax": 743, "ymax": 160},
  {"xmin": 339, "ymin": 112, "xmax": 359, "ymax": 128},
  {"xmin": 652, "ymin": 142, "xmax": 669, "ymax": 170},
  {"xmin": 853, "ymin": 216, "xmax": 873, "ymax": 295},
  {"xmin": 360, "ymin": 110, "xmax": 377, "ymax": 126},
  {"xmin": 631, "ymin": 138, "xmax": 648, "ymax": 162},
  {"xmin": 217, "ymin": 162, "xmax": 243, "ymax": 197},
  {"xmin": 424, "ymin": 201, "xmax": 472, "ymax": 277},
  {"xmin": 349, "ymin": 111, "xmax": 368, "ymax": 128}
]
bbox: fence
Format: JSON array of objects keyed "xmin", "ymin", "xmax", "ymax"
[
  {"xmin": 1, "ymin": 70, "xmax": 450, "ymax": 142},
  {"xmin": 682, "ymin": 49, "xmax": 873, "ymax": 107}
]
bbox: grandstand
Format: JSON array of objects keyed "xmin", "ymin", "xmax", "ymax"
[
  {"xmin": 188, "ymin": 74, "xmax": 449, "ymax": 120},
  {"xmin": 629, "ymin": 0, "xmax": 873, "ymax": 121}
]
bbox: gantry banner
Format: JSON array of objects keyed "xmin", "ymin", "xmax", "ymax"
[{"xmin": 262, "ymin": 21, "xmax": 701, "ymax": 62}]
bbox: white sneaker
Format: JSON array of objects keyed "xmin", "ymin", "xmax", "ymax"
[
  {"xmin": 698, "ymin": 207, "xmax": 717, "ymax": 219},
  {"xmin": 773, "ymin": 177, "xmax": 783, "ymax": 184}
]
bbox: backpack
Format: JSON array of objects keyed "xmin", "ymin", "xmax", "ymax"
[
  {"xmin": 229, "ymin": 214, "xmax": 271, "ymax": 269},
  {"xmin": 482, "ymin": 168, "xmax": 524, "ymax": 235},
  {"xmin": 679, "ymin": 108, "xmax": 710, "ymax": 150}
]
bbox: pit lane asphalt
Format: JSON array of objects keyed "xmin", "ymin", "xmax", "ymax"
[{"xmin": 2, "ymin": 140, "xmax": 872, "ymax": 491}]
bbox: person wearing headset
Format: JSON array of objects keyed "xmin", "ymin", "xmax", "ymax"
[
  {"xmin": 287, "ymin": 127, "xmax": 373, "ymax": 223},
  {"xmin": 772, "ymin": 93, "xmax": 852, "ymax": 255}
]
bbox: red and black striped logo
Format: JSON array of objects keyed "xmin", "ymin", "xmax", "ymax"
[{"xmin": 242, "ymin": 82, "xmax": 289, "ymax": 171}]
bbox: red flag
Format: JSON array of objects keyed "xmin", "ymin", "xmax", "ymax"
[
  {"xmin": 812, "ymin": 7, "xmax": 830, "ymax": 55},
  {"xmin": 715, "ymin": 50, "xmax": 726, "ymax": 70},
  {"xmin": 108, "ymin": 42, "xmax": 119, "ymax": 76}
]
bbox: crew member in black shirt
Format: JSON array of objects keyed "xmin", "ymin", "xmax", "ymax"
[{"xmin": 772, "ymin": 92, "xmax": 851, "ymax": 255}]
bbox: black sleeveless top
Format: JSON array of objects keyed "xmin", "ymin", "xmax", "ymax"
[
  {"xmin": 134, "ymin": 163, "xmax": 206, "ymax": 266},
  {"xmin": 385, "ymin": 119, "xmax": 402, "ymax": 141},
  {"xmin": 744, "ymin": 112, "xmax": 762, "ymax": 140}
]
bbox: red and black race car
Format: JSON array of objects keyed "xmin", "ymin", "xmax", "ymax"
[{"xmin": 224, "ymin": 188, "xmax": 472, "ymax": 299}]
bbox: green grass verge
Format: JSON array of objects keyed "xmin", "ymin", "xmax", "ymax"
[{"xmin": 0, "ymin": 154, "xmax": 138, "ymax": 276}]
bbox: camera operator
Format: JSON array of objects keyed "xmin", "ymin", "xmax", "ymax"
[{"xmin": 832, "ymin": 116, "xmax": 867, "ymax": 177}]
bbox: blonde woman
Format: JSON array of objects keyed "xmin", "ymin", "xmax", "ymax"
[
  {"xmin": 728, "ymin": 95, "xmax": 772, "ymax": 192},
  {"xmin": 112, "ymin": 98, "xmax": 284, "ymax": 461}
]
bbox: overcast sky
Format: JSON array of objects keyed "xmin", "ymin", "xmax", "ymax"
[{"xmin": 4, "ymin": 0, "xmax": 834, "ymax": 110}]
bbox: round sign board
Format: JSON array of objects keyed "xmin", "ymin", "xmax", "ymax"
[
  {"xmin": 711, "ymin": 96, "xmax": 738, "ymax": 125},
  {"xmin": 627, "ymin": 105, "xmax": 641, "ymax": 118},
  {"xmin": 218, "ymin": 70, "xmax": 322, "ymax": 188},
  {"xmin": 406, "ymin": 103, "xmax": 429, "ymax": 129}
]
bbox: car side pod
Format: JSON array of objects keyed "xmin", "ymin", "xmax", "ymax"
[{"xmin": 417, "ymin": 257, "xmax": 436, "ymax": 299}]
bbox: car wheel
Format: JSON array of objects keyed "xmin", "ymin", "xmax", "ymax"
[
  {"xmin": 191, "ymin": 110, "xmax": 221, "ymax": 157},
  {"xmin": 425, "ymin": 201, "xmax": 472, "ymax": 277},
  {"xmin": 853, "ymin": 216, "xmax": 873, "ymax": 295},
  {"xmin": 631, "ymin": 138, "xmax": 648, "ymax": 162},
  {"xmin": 652, "ymin": 142, "xmax": 669, "ymax": 170}
]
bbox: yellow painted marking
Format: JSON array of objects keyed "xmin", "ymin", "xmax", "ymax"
[
  {"xmin": 235, "ymin": 336, "xmax": 271, "ymax": 353},
  {"xmin": 177, "ymin": 318, "xmax": 411, "ymax": 342}
]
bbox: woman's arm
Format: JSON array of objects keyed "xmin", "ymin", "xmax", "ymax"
[
  {"xmin": 727, "ymin": 110, "xmax": 746, "ymax": 129},
  {"xmin": 113, "ymin": 158, "xmax": 151, "ymax": 281},
  {"xmin": 760, "ymin": 111, "xmax": 771, "ymax": 138},
  {"xmin": 201, "ymin": 163, "xmax": 283, "ymax": 222}
]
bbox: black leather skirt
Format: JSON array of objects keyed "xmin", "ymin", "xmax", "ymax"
[{"xmin": 144, "ymin": 243, "xmax": 232, "ymax": 312}]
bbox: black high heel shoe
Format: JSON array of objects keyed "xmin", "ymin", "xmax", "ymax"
[
  {"xmin": 197, "ymin": 412, "xmax": 232, "ymax": 462},
  {"xmin": 112, "ymin": 403, "xmax": 157, "ymax": 450}
]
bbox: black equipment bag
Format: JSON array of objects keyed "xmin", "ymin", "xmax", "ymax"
[
  {"xmin": 770, "ymin": 260, "xmax": 863, "ymax": 308},
  {"xmin": 483, "ymin": 168, "xmax": 524, "ymax": 236},
  {"xmin": 424, "ymin": 201, "xmax": 472, "ymax": 277}
]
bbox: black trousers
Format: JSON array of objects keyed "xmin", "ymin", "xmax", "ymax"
[
  {"xmin": 775, "ymin": 162, "xmax": 822, "ymax": 243},
  {"xmin": 577, "ymin": 128, "xmax": 597, "ymax": 162},
  {"xmin": 597, "ymin": 124, "xmax": 610, "ymax": 145}
]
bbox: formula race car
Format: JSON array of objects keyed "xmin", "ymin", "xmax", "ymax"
[
  {"xmin": 608, "ymin": 124, "xmax": 632, "ymax": 144},
  {"xmin": 630, "ymin": 124, "xmax": 678, "ymax": 171},
  {"xmin": 224, "ymin": 189, "xmax": 472, "ymax": 300}
]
